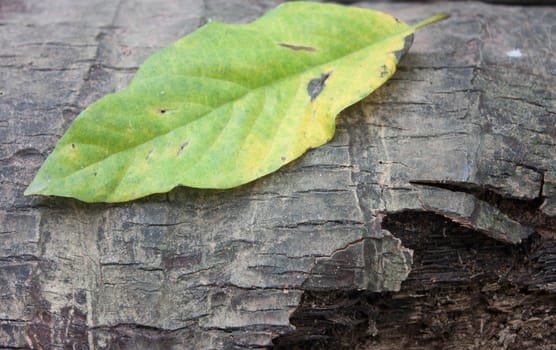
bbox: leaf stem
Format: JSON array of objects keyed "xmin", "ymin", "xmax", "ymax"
[{"xmin": 413, "ymin": 13, "xmax": 450, "ymax": 30}]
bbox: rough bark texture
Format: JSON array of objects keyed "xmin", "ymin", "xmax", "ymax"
[{"xmin": 0, "ymin": 0, "xmax": 554, "ymax": 349}]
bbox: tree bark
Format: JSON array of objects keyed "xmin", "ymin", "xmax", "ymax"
[{"xmin": 0, "ymin": 0, "xmax": 554, "ymax": 349}]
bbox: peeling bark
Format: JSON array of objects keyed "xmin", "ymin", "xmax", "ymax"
[{"xmin": 1, "ymin": 0, "xmax": 554, "ymax": 349}]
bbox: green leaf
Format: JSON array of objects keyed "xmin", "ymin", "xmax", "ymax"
[{"xmin": 25, "ymin": 2, "xmax": 448, "ymax": 203}]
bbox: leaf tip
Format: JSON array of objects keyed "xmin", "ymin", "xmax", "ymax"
[{"xmin": 413, "ymin": 13, "xmax": 450, "ymax": 30}]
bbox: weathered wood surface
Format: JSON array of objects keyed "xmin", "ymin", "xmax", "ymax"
[{"xmin": 0, "ymin": 0, "xmax": 554, "ymax": 349}]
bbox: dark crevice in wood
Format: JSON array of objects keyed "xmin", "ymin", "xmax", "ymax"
[
  {"xmin": 410, "ymin": 180, "xmax": 556, "ymax": 232},
  {"xmin": 273, "ymin": 211, "xmax": 556, "ymax": 349}
]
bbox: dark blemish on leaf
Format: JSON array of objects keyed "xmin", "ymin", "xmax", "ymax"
[
  {"xmin": 279, "ymin": 43, "xmax": 317, "ymax": 52},
  {"xmin": 159, "ymin": 109, "xmax": 167, "ymax": 114},
  {"xmin": 395, "ymin": 17, "xmax": 402, "ymax": 24},
  {"xmin": 281, "ymin": 156, "xmax": 286, "ymax": 161},
  {"xmin": 94, "ymin": 172, "xmax": 97, "ymax": 177},
  {"xmin": 307, "ymin": 71, "xmax": 332, "ymax": 102},
  {"xmin": 177, "ymin": 142, "xmax": 189, "ymax": 156},
  {"xmin": 146, "ymin": 149, "xmax": 153, "ymax": 160},
  {"xmin": 392, "ymin": 33, "xmax": 414, "ymax": 61},
  {"xmin": 71, "ymin": 143, "xmax": 75, "ymax": 149},
  {"xmin": 380, "ymin": 64, "xmax": 389, "ymax": 78}
]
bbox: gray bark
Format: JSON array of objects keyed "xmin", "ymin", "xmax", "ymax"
[{"xmin": 0, "ymin": 0, "xmax": 554, "ymax": 349}]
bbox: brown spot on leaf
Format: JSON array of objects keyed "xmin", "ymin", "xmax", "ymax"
[
  {"xmin": 177, "ymin": 142, "xmax": 189, "ymax": 156},
  {"xmin": 71, "ymin": 143, "xmax": 75, "ymax": 149},
  {"xmin": 281, "ymin": 156, "xmax": 287, "ymax": 161},
  {"xmin": 159, "ymin": 109, "xmax": 167, "ymax": 114},
  {"xmin": 380, "ymin": 64, "xmax": 389, "ymax": 78},
  {"xmin": 307, "ymin": 71, "xmax": 332, "ymax": 102},
  {"xmin": 279, "ymin": 43, "xmax": 317, "ymax": 52}
]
